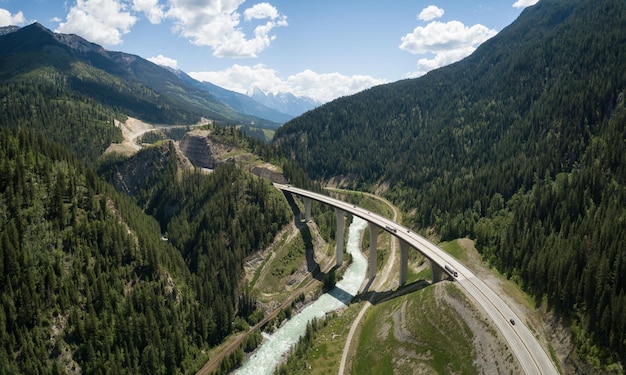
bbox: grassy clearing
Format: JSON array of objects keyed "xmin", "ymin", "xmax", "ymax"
[
  {"xmin": 262, "ymin": 129, "xmax": 275, "ymax": 141},
  {"xmin": 250, "ymin": 235, "xmax": 287, "ymax": 288},
  {"xmin": 253, "ymin": 232, "xmax": 306, "ymax": 303},
  {"xmin": 304, "ymin": 302, "xmax": 364, "ymax": 375},
  {"xmin": 222, "ymin": 148, "xmax": 249, "ymax": 159},
  {"xmin": 351, "ymin": 283, "xmax": 478, "ymax": 375},
  {"xmin": 440, "ymin": 239, "xmax": 466, "ymax": 261}
]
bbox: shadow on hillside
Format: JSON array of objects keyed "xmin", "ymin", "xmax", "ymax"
[
  {"xmin": 354, "ymin": 279, "xmax": 432, "ymax": 305},
  {"xmin": 282, "ymin": 191, "xmax": 326, "ymax": 281}
]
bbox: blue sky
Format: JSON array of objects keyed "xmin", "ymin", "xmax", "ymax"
[{"xmin": 0, "ymin": 0, "xmax": 539, "ymax": 102}]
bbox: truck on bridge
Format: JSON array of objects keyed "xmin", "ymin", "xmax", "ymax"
[{"xmin": 445, "ymin": 264, "xmax": 458, "ymax": 277}]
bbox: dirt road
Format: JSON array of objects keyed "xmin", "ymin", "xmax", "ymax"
[{"xmin": 104, "ymin": 117, "xmax": 208, "ymax": 155}]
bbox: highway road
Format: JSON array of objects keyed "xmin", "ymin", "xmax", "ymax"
[{"xmin": 274, "ymin": 183, "xmax": 559, "ymax": 375}]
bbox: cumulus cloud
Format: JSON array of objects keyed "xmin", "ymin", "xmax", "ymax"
[
  {"xmin": 400, "ymin": 20, "xmax": 496, "ymax": 54},
  {"xmin": 412, "ymin": 47, "xmax": 476, "ymax": 77},
  {"xmin": 191, "ymin": 64, "xmax": 288, "ymax": 96},
  {"xmin": 512, "ymin": 0, "xmax": 539, "ymax": 9},
  {"xmin": 244, "ymin": 2, "xmax": 280, "ymax": 21},
  {"xmin": 0, "ymin": 8, "xmax": 27, "ymax": 26},
  {"xmin": 57, "ymin": 0, "xmax": 137, "ymax": 46},
  {"xmin": 166, "ymin": 0, "xmax": 287, "ymax": 58},
  {"xmin": 189, "ymin": 64, "xmax": 386, "ymax": 103},
  {"xmin": 285, "ymin": 70, "xmax": 386, "ymax": 103},
  {"xmin": 418, "ymin": 5, "xmax": 444, "ymax": 21},
  {"xmin": 147, "ymin": 54, "xmax": 178, "ymax": 68},
  {"xmin": 54, "ymin": 1, "xmax": 286, "ymax": 57},
  {"xmin": 400, "ymin": 6, "xmax": 497, "ymax": 77},
  {"xmin": 132, "ymin": 0, "xmax": 165, "ymax": 24}
]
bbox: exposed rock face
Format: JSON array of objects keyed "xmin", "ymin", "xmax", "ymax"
[
  {"xmin": 250, "ymin": 166, "xmax": 287, "ymax": 183},
  {"xmin": 108, "ymin": 140, "xmax": 192, "ymax": 197},
  {"xmin": 178, "ymin": 130, "xmax": 229, "ymax": 169}
]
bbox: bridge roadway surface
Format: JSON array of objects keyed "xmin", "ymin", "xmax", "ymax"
[{"xmin": 275, "ymin": 183, "xmax": 559, "ymax": 375}]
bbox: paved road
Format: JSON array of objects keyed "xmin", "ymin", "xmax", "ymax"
[{"xmin": 275, "ymin": 183, "xmax": 559, "ymax": 375}]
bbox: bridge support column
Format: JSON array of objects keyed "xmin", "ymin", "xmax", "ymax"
[
  {"xmin": 303, "ymin": 197, "xmax": 312, "ymax": 222},
  {"xmin": 430, "ymin": 260, "xmax": 444, "ymax": 283},
  {"xmin": 399, "ymin": 239, "xmax": 409, "ymax": 286},
  {"xmin": 335, "ymin": 209, "xmax": 345, "ymax": 267},
  {"xmin": 368, "ymin": 223, "xmax": 378, "ymax": 280}
]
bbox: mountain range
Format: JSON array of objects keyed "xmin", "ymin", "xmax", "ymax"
[
  {"xmin": 0, "ymin": 23, "xmax": 307, "ymax": 131},
  {"xmin": 247, "ymin": 86, "xmax": 321, "ymax": 117}
]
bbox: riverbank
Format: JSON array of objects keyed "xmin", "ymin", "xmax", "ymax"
[{"xmin": 234, "ymin": 217, "xmax": 369, "ymax": 374}]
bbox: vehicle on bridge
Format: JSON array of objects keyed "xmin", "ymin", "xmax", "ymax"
[
  {"xmin": 385, "ymin": 225, "xmax": 397, "ymax": 233},
  {"xmin": 445, "ymin": 264, "xmax": 458, "ymax": 277}
]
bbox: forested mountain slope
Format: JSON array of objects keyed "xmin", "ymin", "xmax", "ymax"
[
  {"xmin": 0, "ymin": 128, "xmax": 292, "ymax": 373},
  {"xmin": 273, "ymin": 0, "xmax": 626, "ymax": 370}
]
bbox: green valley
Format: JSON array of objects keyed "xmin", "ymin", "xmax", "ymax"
[{"xmin": 1, "ymin": 0, "xmax": 625, "ymax": 373}]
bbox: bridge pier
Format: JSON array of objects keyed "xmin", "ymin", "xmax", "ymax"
[
  {"xmin": 430, "ymin": 260, "xmax": 445, "ymax": 283},
  {"xmin": 303, "ymin": 197, "xmax": 312, "ymax": 222},
  {"xmin": 368, "ymin": 223, "xmax": 378, "ymax": 280},
  {"xmin": 335, "ymin": 208, "xmax": 345, "ymax": 267},
  {"xmin": 399, "ymin": 239, "xmax": 409, "ymax": 285}
]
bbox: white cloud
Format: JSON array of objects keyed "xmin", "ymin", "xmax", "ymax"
[
  {"xmin": 166, "ymin": 0, "xmax": 287, "ymax": 58},
  {"xmin": 56, "ymin": 0, "xmax": 137, "ymax": 46},
  {"xmin": 400, "ymin": 7, "xmax": 497, "ymax": 77},
  {"xmin": 512, "ymin": 0, "xmax": 539, "ymax": 9},
  {"xmin": 400, "ymin": 20, "xmax": 496, "ymax": 54},
  {"xmin": 132, "ymin": 0, "xmax": 165, "ymax": 24},
  {"xmin": 244, "ymin": 2, "xmax": 280, "ymax": 21},
  {"xmin": 286, "ymin": 70, "xmax": 386, "ymax": 103},
  {"xmin": 0, "ymin": 8, "xmax": 27, "ymax": 26},
  {"xmin": 418, "ymin": 5, "xmax": 444, "ymax": 22},
  {"xmin": 410, "ymin": 47, "xmax": 476, "ymax": 78},
  {"xmin": 189, "ymin": 64, "xmax": 386, "ymax": 103},
  {"xmin": 53, "ymin": 1, "xmax": 286, "ymax": 56},
  {"xmin": 190, "ymin": 64, "xmax": 286, "ymax": 95},
  {"xmin": 147, "ymin": 54, "xmax": 178, "ymax": 68}
]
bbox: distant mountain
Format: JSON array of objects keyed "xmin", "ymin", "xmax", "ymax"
[
  {"xmin": 172, "ymin": 69, "xmax": 294, "ymax": 124},
  {"xmin": 0, "ymin": 23, "xmax": 280, "ymax": 131},
  {"xmin": 247, "ymin": 86, "xmax": 321, "ymax": 117}
]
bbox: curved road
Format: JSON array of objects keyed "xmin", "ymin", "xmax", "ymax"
[{"xmin": 274, "ymin": 183, "xmax": 559, "ymax": 375}]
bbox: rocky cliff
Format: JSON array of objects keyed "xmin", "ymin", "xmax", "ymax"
[
  {"xmin": 178, "ymin": 130, "xmax": 231, "ymax": 169},
  {"xmin": 106, "ymin": 140, "xmax": 192, "ymax": 197}
]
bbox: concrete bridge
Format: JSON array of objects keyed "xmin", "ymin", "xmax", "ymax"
[
  {"xmin": 289, "ymin": 185, "xmax": 446, "ymax": 285},
  {"xmin": 274, "ymin": 183, "xmax": 559, "ymax": 375}
]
